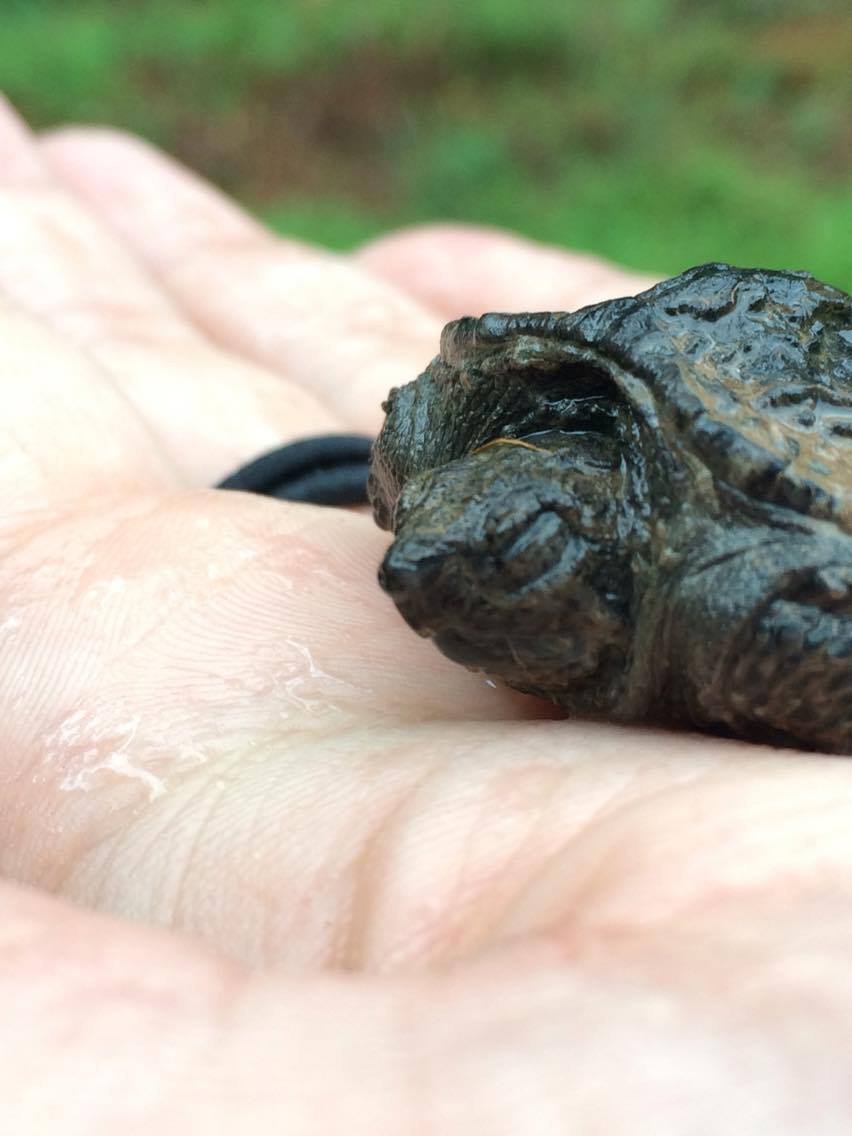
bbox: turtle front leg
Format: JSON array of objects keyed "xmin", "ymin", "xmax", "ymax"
[
  {"xmin": 725, "ymin": 568, "xmax": 852, "ymax": 753},
  {"xmin": 664, "ymin": 544, "xmax": 852, "ymax": 754}
]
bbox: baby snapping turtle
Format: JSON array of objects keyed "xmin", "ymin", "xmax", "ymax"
[{"xmin": 368, "ymin": 263, "xmax": 852, "ymax": 753}]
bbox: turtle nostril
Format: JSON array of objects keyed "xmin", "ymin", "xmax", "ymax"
[
  {"xmin": 378, "ymin": 539, "xmax": 445, "ymax": 600},
  {"xmin": 378, "ymin": 538, "xmax": 458, "ymax": 639}
]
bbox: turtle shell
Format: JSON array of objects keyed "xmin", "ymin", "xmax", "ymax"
[
  {"xmin": 437, "ymin": 263, "xmax": 852, "ymax": 528},
  {"xmin": 369, "ymin": 264, "xmax": 852, "ymax": 753}
]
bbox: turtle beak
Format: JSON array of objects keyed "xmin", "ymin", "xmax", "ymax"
[
  {"xmin": 378, "ymin": 533, "xmax": 518, "ymax": 671},
  {"xmin": 377, "ymin": 536, "xmax": 451, "ymax": 638}
]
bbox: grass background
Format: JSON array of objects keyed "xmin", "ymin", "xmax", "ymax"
[{"xmin": 3, "ymin": 0, "xmax": 851, "ymax": 291}]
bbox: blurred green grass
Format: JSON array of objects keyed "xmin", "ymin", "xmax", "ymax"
[{"xmin": 4, "ymin": 0, "xmax": 851, "ymax": 290}]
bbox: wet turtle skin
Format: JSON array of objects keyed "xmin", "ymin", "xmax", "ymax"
[{"xmin": 368, "ymin": 263, "xmax": 852, "ymax": 754}]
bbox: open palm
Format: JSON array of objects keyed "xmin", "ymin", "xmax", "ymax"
[{"xmin": 2, "ymin": 96, "xmax": 851, "ymax": 1133}]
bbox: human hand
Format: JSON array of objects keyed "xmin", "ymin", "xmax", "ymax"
[{"xmin": 1, "ymin": 94, "xmax": 851, "ymax": 1132}]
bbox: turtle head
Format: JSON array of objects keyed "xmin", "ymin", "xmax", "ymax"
[{"xmin": 369, "ymin": 328, "xmax": 647, "ymax": 710}]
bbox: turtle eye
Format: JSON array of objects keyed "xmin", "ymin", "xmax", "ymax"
[
  {"xmin": 471, "ymin": 436, "xmax": 549, "ymax": 456},
  {"xmin": 524, "ymin": 361, "xmax": 617, "ymax": 404},
  {"xmin": 472, "ymin": 429, "xmax": 589, "ymax": 455},
  {"xmin": 471, "ymin": 425, "xmax": 623, "ymax": 475},
  {"xmin": 516, "ymin": 428, "xmax": 591, "ymax": 449},
  {"xmin": 468, "ymin": 361, "xmax": 626, "ymax": 456}
]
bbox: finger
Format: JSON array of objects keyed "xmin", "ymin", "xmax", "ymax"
[
  {"xmin": 356, "ymin": 223, "xmax": 659, "ymax": 319},
  {"xmin": 0, "ymin": 97, "xmax": 343, "ymax": 487},
  {"xmin": 40, "ymin": 126, "xmax": 443, "ymax": 433},
  {"xmin": 3, "ymin": 880, "xmax": 848, "ymax": 1135},
  {"xmin": 0, "ymin": 99, "xmax": 175, "ymax": 526},
  {"xmin": 0, "ymin": 877, "xmax": 425, "ymax": 1134},
  {"xmin": 0, "ymin": 878, "xmax": 245, "ymax": 1133},
  {"xmin": 0, "ymin": 295, "xmax": 178, "ymax": 547}
]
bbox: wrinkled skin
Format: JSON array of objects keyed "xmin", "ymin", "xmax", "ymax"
[{"xmin": 370, "ymin": 265, "xmax": 852, "ymax": 753}]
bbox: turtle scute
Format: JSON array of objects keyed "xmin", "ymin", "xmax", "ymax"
[{"xmin": 369, "ymin": 263, "xmax": 852, "ymax": 754}]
